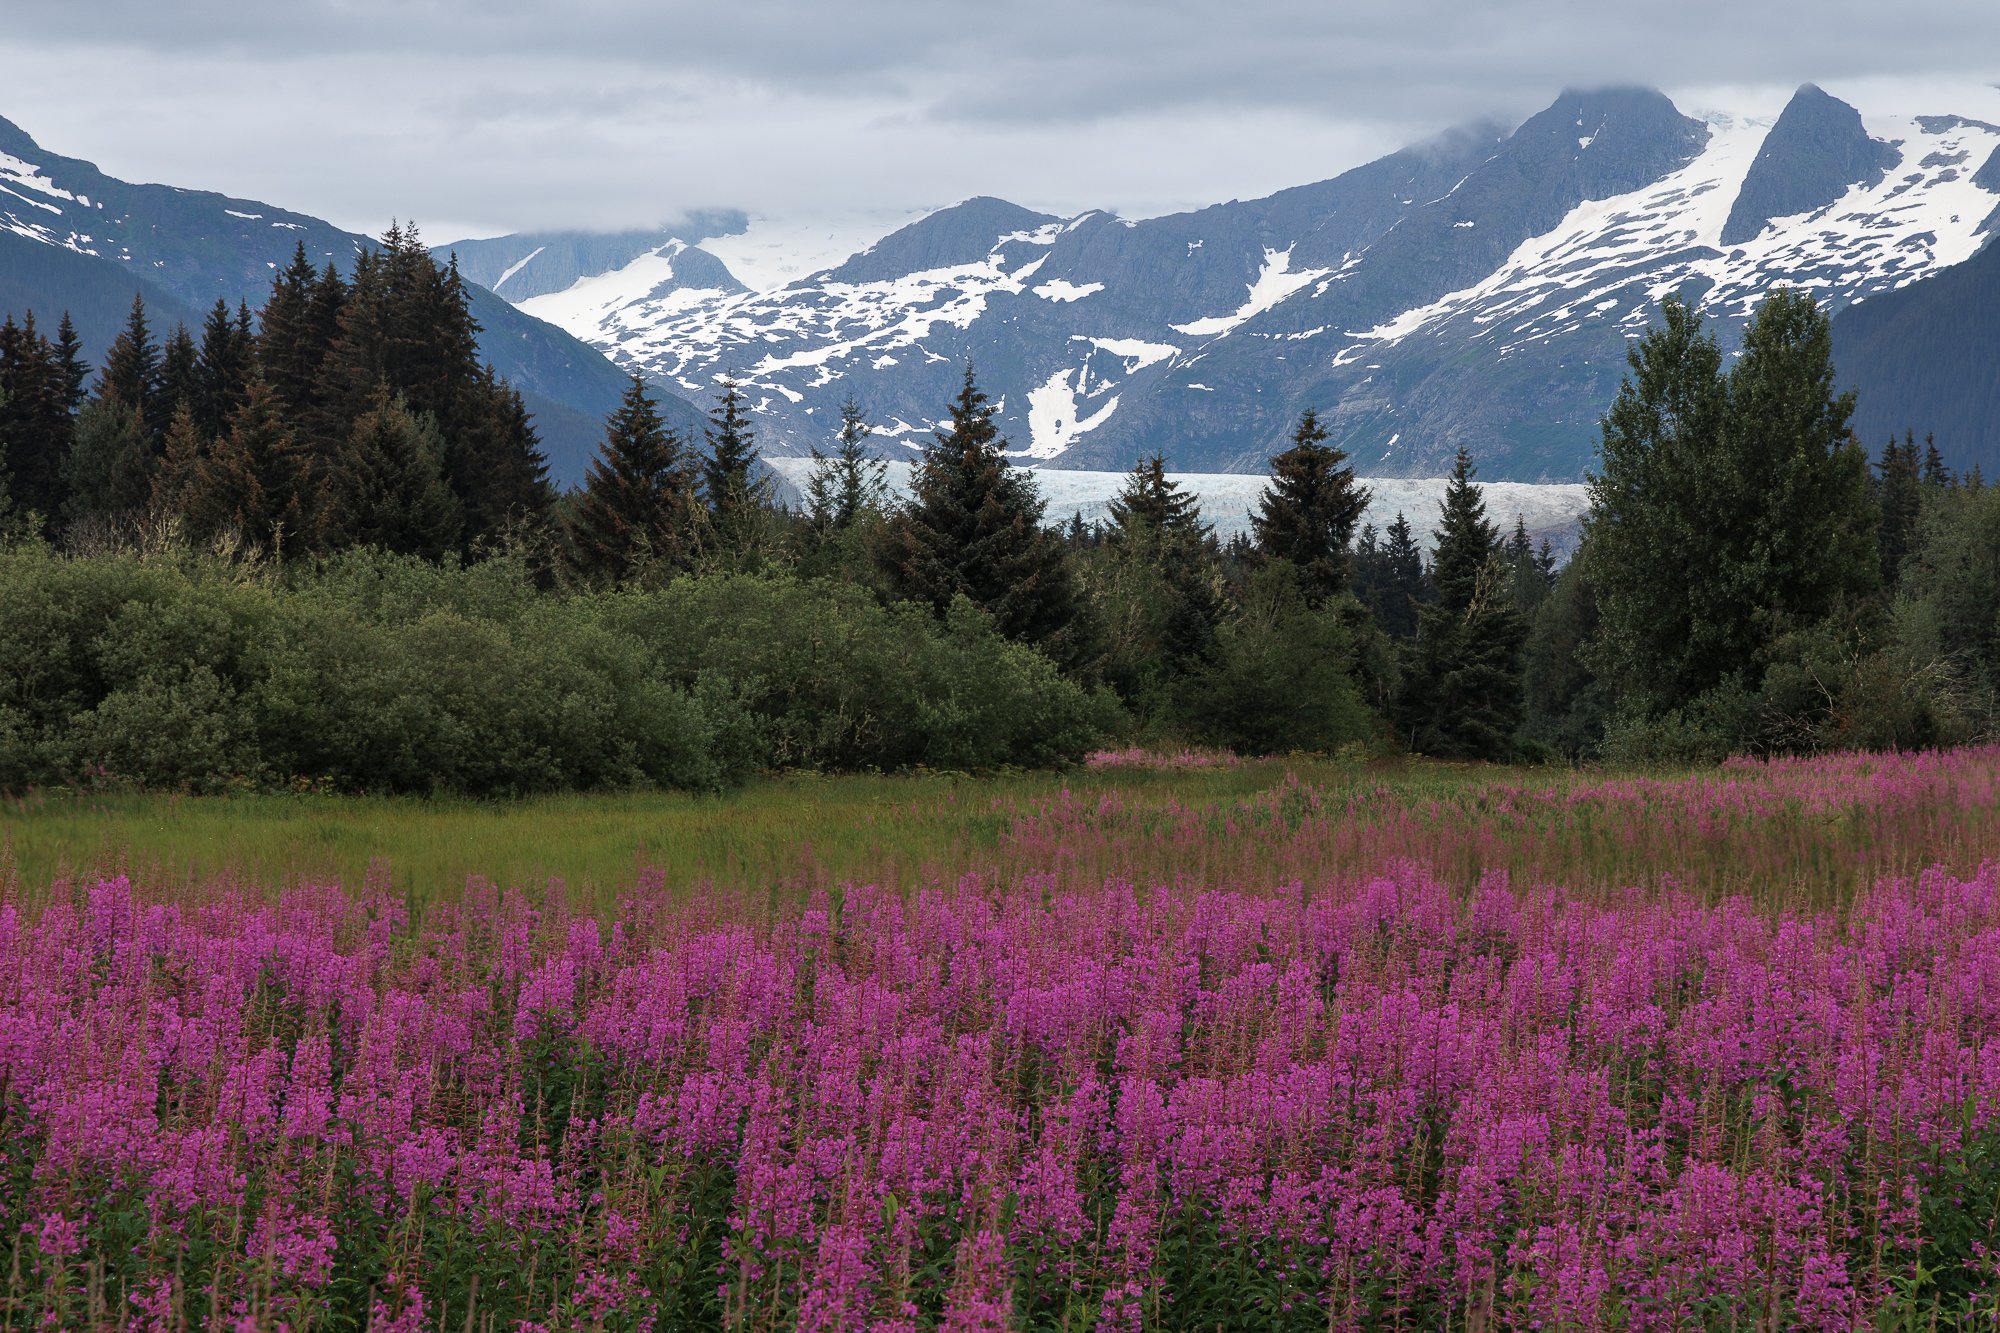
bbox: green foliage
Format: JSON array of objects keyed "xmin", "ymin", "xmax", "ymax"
[
  {"xmin": 562, "ymin": 375, "xmax": 697, "ymax": 584},
  {"xmin": 876, "ymin": 364, "xmax": 1089, "ymax": 667},
  {"xmin": 319, "ymin": 389, "xmax": 462, "ymax": 558},
  {"xmin": 62, "ymin": 394, "xmax": 153, "ymax": 524},
  {"xmin": 1352, "ymin": 512, "xmax": 1427, "ymax": 640},
  {"xmin": 1395, "ymin": 448, "xmax": 1526, "ymax": 760},
  {"xmin": 1585, "ymin": 290, "xmax": 1881, "ymax": 752},
  {"xmin": 0, "ymin": 545, "xmax": 1113, "ymax": 797},
  {"xmin": 1251, "ymin": 407, "xmax": 1370, "ymax": 606},
  {"xmin": 598, "ymin": 574, "xmax": 1118, "ymax": 773},
  {"xmin": 1181, "ymin": 562, "xmax": 1378, "ymax": 755}
]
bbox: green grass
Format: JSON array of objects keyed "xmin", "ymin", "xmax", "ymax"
[{"xmin": 0, "ymin": 758, "xmax": 1423, "ymax": 904}]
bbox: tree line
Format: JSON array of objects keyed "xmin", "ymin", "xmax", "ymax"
[{"xmin": 0, "ymin": 232, "xmax": 1989, "ymax": 791}]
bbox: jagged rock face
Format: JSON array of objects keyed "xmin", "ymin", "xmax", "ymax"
[
  {"xmin": 500, "ymin": 85, "xmax": 2000, "ymax": 482},
  {"xmin": 1721, "ymin": 84, "xmax": 1901, "ymax": 245}
]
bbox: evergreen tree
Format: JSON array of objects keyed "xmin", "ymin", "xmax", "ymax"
[
  {"xmin": 195, "ymin": 298, "xmax": 253, "ymax": 441},
  {"xmin": 803, "ymin": 398, "xmax": 888, "ymax": 536},
  {"xmin": 1108, "ymin": 452, "xmax": 1208, "ymax": 541},
  {"xmin": 97, "ymin": 294, "xmax": 161, "ymax": 427},
  {"xmin": 453, "ymin": 377, "xmax": 555, "ymax": 547},
  {"xmin": 1394, "ymin": 448, "xmax": 1526, "ymax": 758},
  {"xmin": 700, "ymin": 377, "xmax": 772, "ymax": 564},
  {"xmin": 1354, "ymin": 512, "xmax": 1427, "ymax": 640},
  {"xmin": 157, "ymin": 325, "xmax": 200, "ymax": 425},
  {"xmin": 0, "ymin": 314, "xmax": 72, "ymax": 526},
  {"xmin": 1585, "ymin": 290, "xmax": 1878, "ymax": 730},
  {"xmin": 52, "ymin": 313, "xmax": 88, "ymax": 414},
  {"xmin": 563, "ymin": 375, "xmax": 696, "ymax": 583},
  {"xmin": 183, "ymin": 376, "xmax": 312, "ymax": 552},
  {"xmin": 321, "ymin": 388, "xmax": 462, "ymax": 558},
  {"xmin": 1094, "ymin": 450, "xmax": 1225, "ymax": 703},
  {"xmin": 1507, "ymin": 513, "xmax": 1554, "ymax": 615},
  {"xmin": 256, "ymin": 243, "xmax": 330, "ymax": 423},
  {"xmin": 153, "ymin": 400, "xmax": 207, "ymax": 515},
  {"xmin": 876, "ymin": 363, "xmax": 1086, "ymax": 663},
  {"xmin": 1251, "ymin": 407, "xmax": 1370, "ymax": 605},
  {"xmin": 1923, "ymin": 433, "xmax": 1953, "ymax": 488},
  {"xmin": 1877, "ymin": 432, "xmax": 1923, "ymax": 590},
  {"xmin": 64, "ymin": 396, "xmax": 153, "ymax": 523}
]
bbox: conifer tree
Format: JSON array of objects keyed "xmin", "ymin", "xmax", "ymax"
[
  {"xmin": 0, "ymin": 314, "xmax": 72, "ymax": 526},
  {"xmin": 52, "ymin": 313, "xmax": 88, "ymax": 414},
  {"xmin": 1251, "ymin": 407, "xmax": 1370, "ymax": 605},
  {"xmin": 183, "ymin": 376, "xmax": 312, "ymax": 552},
  {"xmin": 1108, "ymin": 452, "xmax": 1207, "ymax": 540},
  {"xmin": 803, "ymin": 398, "xmax": 888, "ymax": 537},
  {"xmin": 876, "ymin": 363, "xmax": 1086, "ymax": 662},
  {"xmin": 98, "ymin": 294, "xmax": 161, "ymax": 427},
  {"xmin": 1098, "ymin": 450, "xmax": 1224, "ymax": 694},
  {"xmin": 195, "ymin": 298, "xmax": 253, "ymax": 441},
  {"xmin": 563, "ymin": 375, "xmax": 696, "ymax": 583},
  {"xmin": 64, "ymin": 396, "xmax": 153, "ymax": 523},
  {"xmin": 1587, "ymin": 290, "xmax": 1876, "ymax": 716},
  {"xmin": 453, "ymin": 377, "xmax": 554, "ymax": 547},
  {"xmin": 700, "ymin": 377, "xmax": 771, "ymax": 564},
  {"xmin": 1507, "ymin": 514, "xmax": 1554, "ymax": 615},
  {"xmin": 1394, "ymin": 448, "xmax": 1526, "ymax": 758},
  {"xmin": 1877, "ymin": 432, "xmax": 1923, "ymax": 590},
  {"xmin": 153, "ymin": 400, "xmax": 206, "ymax": 515},
  {"xmin": 158, "ymin": 325, "xmax": 200, "ymax": 425},
  {"xmin": 1923, "ymin": 433, "xmax": 1952, "ymax": 488},
  {"xmin": 321, "ymin": 389, "xmax": 462, "ymax": 559},
  {"xmin": 256, "ymin": 243, "xmax": 330, "ymax": 423}
]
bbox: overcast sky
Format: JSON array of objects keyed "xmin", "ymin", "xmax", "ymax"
[{"xmin": 3, "ymin": 1, "xmax": 1995, "ymax": 246}]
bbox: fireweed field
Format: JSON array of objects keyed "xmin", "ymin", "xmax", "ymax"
[{"xmin": 6, "ymin": 750, "xmax": 2000, "ymax": 1329}]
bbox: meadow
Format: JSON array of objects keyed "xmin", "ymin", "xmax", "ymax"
[{"xmin": 4, "ymin": 746, "xmax": 2000, "ymax": 1329}]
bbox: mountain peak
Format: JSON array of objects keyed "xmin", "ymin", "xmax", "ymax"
[
  {"xmin": 824, "ymin": 197, "xmax": 1062, "ymax": 284},
  {"xmin": 1721, "ymin": 84, "xmax": 1900, "ymax": 245}
]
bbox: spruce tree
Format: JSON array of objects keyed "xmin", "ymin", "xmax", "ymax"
[
  {"xmin": 1097, "ymin": 450, "xmax": 1224, "ymax": 696},
  {"xmin": 1877, "ymin": 432, "xmax": 1922, "ymax": 590},
  {"xmin": 1394, "ymin": 448, "xmax": 1526, "ymax": 758},
  {"xmin": 563, "ymin": 375, "xmax": 696, "ymax": 583},
  {"xmin": 1923, "ymin": 433, "xmax": 1952, "ymax": 489},
  {"xmin": 256, "ymin": 243, "xmax": 329, "ymax": 424},
  {"xmin": 183, "ymin": 376, "xmax": 313, "ymax": 552},
  {"xmin": 64, "ymin": 396, "xmax": 153, "ymax": 523},
  {"xmin": 1108, "ymin": 451, "xmax": 1207, "ymax": 541},
  {"xmin": 195, "ymin": 298, "xmax": 253, "ymax": 441},
  {"xmin": 804, "ymin": 398, "xmax": 888, "ymax": 536},
  {"xmin": 700, "ymin": 377, "xmax": 771, "ymax": 564},
  {"xmin": 158, "ymin": 325, "xmax": 200, "ymax": 425},
  {"xmin": 52, "ymin": 313, "xmax": 88, "ymax": 414},
  {"xmin": 453, "ymin": 377, "xmax": 554, "ymax": 547},
  {"xmin": 1251, "ymin": 407, "xmax": 1370, "ymax": 605},
  {"xmin": 876, "ymin": 363, "xmax": 1085, "ymax": 662},
  {"xmin": 321, "ymin": 389, "xmax": 462, "ymax": 559},
  {"xmin": 153, "ymin": 400, "xmax": 206, "ymax": 515},
  {"xmin": 0, "ymin": 314, "xmax": 72, "ymax": 526},
  {"xmin": 1354, "ymin": 512, "xmax": 1428, "ymax": 640},
  {"xmin": 1507, "ymin": 514, "xmax": 1553, "ymax": 614},
  {"xmin": 98, "ymin": 294, "xmax": 161, "ymax": 428}
]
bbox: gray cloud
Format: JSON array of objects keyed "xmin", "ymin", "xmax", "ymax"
[{"xmin": 2, "ymin": 2, "xmax": 1996, "ymax": 241}]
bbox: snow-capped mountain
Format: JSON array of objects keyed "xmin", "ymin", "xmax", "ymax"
[
  {"xmin": 0, "ymin": 114, "xmax": 698, "ymax": 480},
  {"xmin": 494, "ymin": 83, "xmax": 2000, "ymax": 482}
]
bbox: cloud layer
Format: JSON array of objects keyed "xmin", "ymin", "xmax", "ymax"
[{"xmin": 3, "ymin": 1, "xmax": 1994, "ymax": 241}]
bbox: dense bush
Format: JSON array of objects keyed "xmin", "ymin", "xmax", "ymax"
[{"xmin": 0, "ymin": 546, "xmax": 1117, "ymax": 795}]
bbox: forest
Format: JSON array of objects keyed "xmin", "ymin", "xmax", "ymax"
[{"xmin": 1, "ymin": 228, "xmax": 1994, "ymax": 795}]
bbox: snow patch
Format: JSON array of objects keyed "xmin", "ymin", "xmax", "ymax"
[
  {"xmin": 493, "ymin": 245, "xmax": 546, "ymax": 293},
  {"xmin": 1170, "ymin": 246, "xmax": 1329, "ymax": 337},
  {"xmin": 1032, "ymin": 278, "xmax": 1104, "ymax": 302}
]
